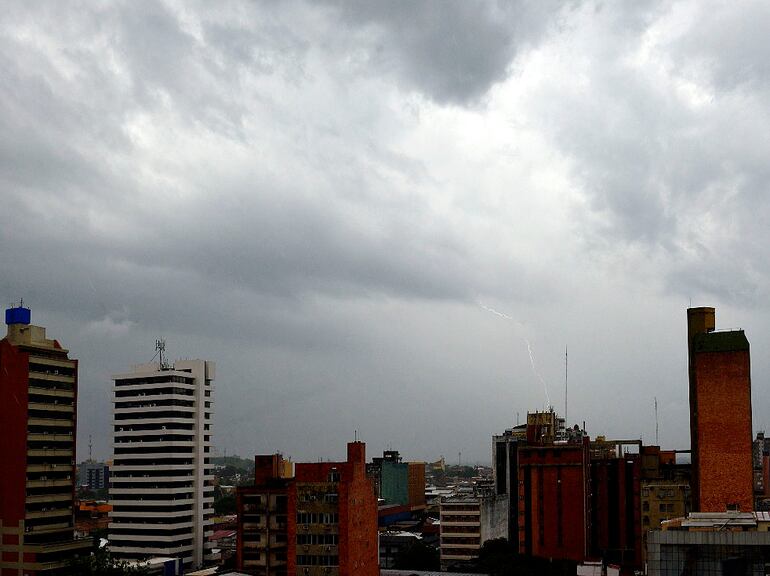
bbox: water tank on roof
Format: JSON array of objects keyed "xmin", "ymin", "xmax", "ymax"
[{"xmin": 5, "ymin": 305, "xmax": 31, "ymax": 325}]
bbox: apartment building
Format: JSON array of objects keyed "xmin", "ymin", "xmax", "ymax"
[
  {"xmin": 0, "ymin": 305, "xmax": 90, "ymax": 575},
  {"xmin": 109, "ymin": 358, "xmax": 215, "ymax": 567}
]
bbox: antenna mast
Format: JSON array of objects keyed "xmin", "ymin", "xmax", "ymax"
[
  {"xmin": 565, "ymin": 346, "xmax": 568, "ymax": 424},
  {"xmin": 654, "ymin": 397, "xmax": 659, "ymax": 445},
  {"xmin": 155, "ymin": 339, "xmax": 168, "ymax": 370}
]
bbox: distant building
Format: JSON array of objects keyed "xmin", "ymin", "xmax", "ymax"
[
  {"xmin": 648, "ymin": 511, "xmax": 770, "ymax": 575},
  {"xmin": 75, "ymin": 499, "xmax": 112, "ymax": 537},
  {"xmin": 0, "ymin": 305, "xmax": 91, "ymax": 575},
  {"xmin": 687, "ymin": 307, "xmax": 753, "ymax": 512},
  {"xmin": 109, "ymin": 358, "xmax": 216, "ymax": 568},
  {"xmin": 79, "ymin": 461, "xmax": 110, "ymax": 491},
  {"xmin": 439, "ymin": 488, "xmax": 507, "ymax": 570},
  {"xmin": 639, "ymin": 446, "xmax": 691, "ymax": 563},
  {"xmin": 368, "ymin": 450, "xmax": 426, "ymax": 512}
]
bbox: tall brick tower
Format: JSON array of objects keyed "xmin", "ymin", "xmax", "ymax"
[{"xmin": 687, "ymin": 307, "xmax": 753, "ymax": 512}]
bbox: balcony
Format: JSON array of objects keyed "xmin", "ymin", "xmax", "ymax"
[
  {"xmin": 26, "ymin": 494, "xmax": 72, "ymax": 504},
  {"xmin": 27, "ymin": 418, "xmax": 73, "ymax": 428},
  {"xmin": 27, "ymin": 448, "xmax": 74, "ymax": 458},
  {"xmin": 28, "ymin": 386, "xmax": 74, "ymax": 398},
  {"xmin": 27, "ymin": 464, "xmax": 74, "ymax": 473},
  {"xmin": 26, "ymin": 479, "xmax": 72, "ymax": 489},
  {"xmin": 26, "ymin": 508, "xmax": 72, "ymax": 520}
]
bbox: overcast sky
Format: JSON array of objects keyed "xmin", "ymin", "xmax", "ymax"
[{"xmin": 3, "ymin": 0, "xmax": 770, "ymax": 465}]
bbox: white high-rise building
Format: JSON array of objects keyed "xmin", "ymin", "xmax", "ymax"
[{"xmin": 108, "ymin": 358, "xmax": 215, "ymax": 568}]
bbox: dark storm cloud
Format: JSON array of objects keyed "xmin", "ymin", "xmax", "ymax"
[{"xmin": 325, "ymin": 0, "xmax": 568, "ymax": 104}]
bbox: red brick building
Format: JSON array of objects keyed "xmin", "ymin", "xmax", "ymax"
[
  {"xmin": 518, "ymin": 438, "xmax": 590, "ymax": 562},
  {"xmin": 687, "ymin": 307, "xmax": 754, "ymax": 512},
  {"xmin": 238, "ymin": 442, "xmax": 378, "ymax": 576},
  {"xmin": 289, "ymin": 442, "xmax": 378, "ymax": 576},
  {"xmin": 407, "ymin": 462, "xmax": 426, "ymax": 510},
  {"xmin": 236, "ymin": 454, "xmax": 293, "ymax": 575},
  {"xmin": 0, "ymin": 306, "xmax": 90, "ymax": 575},
  {"xmin": 589, "ymin": 445, "xmax": 642, "ymax": 567}
]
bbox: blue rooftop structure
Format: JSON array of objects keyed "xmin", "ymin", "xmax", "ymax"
[{"xmin": 5, "ymin": 305, "xmax": 31, "ymax": 326}]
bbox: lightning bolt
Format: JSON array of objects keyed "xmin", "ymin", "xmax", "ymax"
[{"xmin": 479, "ymin": 303, "xmax": 551, "ymax": 408}]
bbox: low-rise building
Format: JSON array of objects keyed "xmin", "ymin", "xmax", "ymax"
[
  {"xmin": 238, "ymin": 443, "xmax": 378, "ymax": 576},
  {"xmin": 648, "ymin": 511, "xmax": 770, "ymax": 575},
  {"xmin": 439, "ymin": 489, "xmax": 507, "ymax": 571},
  {"xmin": 78, "ymin": 461, "xmax": 110, "ymax": 492}
]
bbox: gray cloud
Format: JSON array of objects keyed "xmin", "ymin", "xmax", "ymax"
[
  {"xmin": 3, "ymin": 0, "xmax": 770, "ymax": 463},
  {"xmin": 323, "ymin": 0, "xmax": 569, "ymax": 104}
]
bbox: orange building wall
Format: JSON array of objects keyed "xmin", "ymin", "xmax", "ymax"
[
  {"xmin": 287, "ymin": 442, "xmax": 378, "ymax": 576},
  {"xmin": 407, "ymin": 463, "xmax": 426, "ymax": 509},
  {"xmin": 694, "ymin": 349, "xmax": 753, "ymax": 512}
]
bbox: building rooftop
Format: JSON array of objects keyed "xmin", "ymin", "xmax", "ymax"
[{"xmin": 693, "ymin": 330, "xmax": 749, "ymax": 353}]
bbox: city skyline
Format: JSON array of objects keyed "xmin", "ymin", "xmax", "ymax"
[{"xmin": 4, "ymin": 1, "xmax": 770, "ymax": 465}]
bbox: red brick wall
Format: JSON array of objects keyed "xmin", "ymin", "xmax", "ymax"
[
  {"xmin": 339, "ymin": 463, "xmax": 378, "ymax": 576},
  {"xmin": 590, "ymin": 457, "xmax": 642, "ymax": 568},
  {"xmin": 694, "ymin": 349, "xmax": 753, "ymax": 512},
  {"xmin": 287, "ymin": 442, "xmax": 378, "ymax": 576},
  {"xmin": 518, "ymin": 443, "xmax": 588, "ymax": 562}
]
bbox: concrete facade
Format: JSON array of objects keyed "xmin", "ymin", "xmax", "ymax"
[
  {"xmin": 648, "ymin": 522, "xmax": 770, "ymax": 575},
  {"xmin": 109, "ymin": 359, "xmax": 216, "ymax": 567},
  {"xmin": 439, "ymin": 491, "xmax": 508, "ymax": 571}
]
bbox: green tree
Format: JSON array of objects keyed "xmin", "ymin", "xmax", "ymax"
[
  {"xmin": 214, "ymin": 492, "xmax": 237, "ymax": 515},
  {"xmin": 68, "ymin": 548, "xmax": 150, "ymax": 575}
]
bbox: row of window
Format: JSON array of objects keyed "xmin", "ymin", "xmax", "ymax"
[
  {"xmin": 115, "ymin": 376, "xmax": 194, "ymax": 386},
  {"xmin": 297, "ymin": 512, "xmax": 339, "ymax": 524},
  {"xmin": 116, "ymin": 387, "xmax": 195, "ymax": 398},
  {"xmin": 296, "ymin": 555, "xmax": 338, "ymax": 566},
  {"xmin": 297, "ymin": 534, "xmax": 338, "ymax": 545},
  {"xmin": 299, "ymin": 492, "xmax": 338, "ymax": 503}
]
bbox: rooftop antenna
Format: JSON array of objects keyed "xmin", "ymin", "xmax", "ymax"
[
  {"xmin": 655, "ymin": 397, "xmax": 659, "ymax": 446},
  {"xmin": 89, "ymin": 434, "xmax": 93, "ymax": 462},
  {"xmin": 565, "ymin": 345, "xmax": 568, "ymax": 424},
  {"xmin": 354, "ymin": 430, "xmax": 358, "ymax": 441},
  {"xmin": 155, "ymin": 339, "xmax": 169, "ymax": 370}
]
